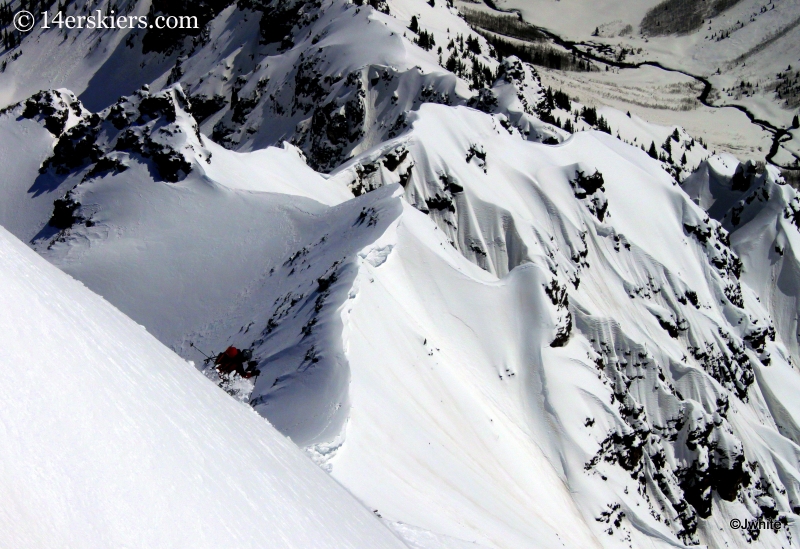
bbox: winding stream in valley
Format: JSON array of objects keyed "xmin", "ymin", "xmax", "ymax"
[{"xmin": 480, "ymin": 0, "xmax": 798, "ymax": 170}]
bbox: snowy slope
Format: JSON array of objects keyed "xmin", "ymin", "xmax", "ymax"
[
  {"xmin": 327, "ymin": 103, "xmax": 800, "ymax": 548},
  {"xmin": 5, "ymin": 84, "xmax": 800, "ymax": 547},
  {"xmin": 684, "ymin": 155, "xmax": 800, "ymax": 377},
  {"xmin": 2, "ymin": 1, "xmax": 800, "ymax": 548},
  {"xmin": 0, "ymin": 223, "xmax": 408, "ymax": 549},
  {"xmin": 0, "ymin": 0, "xmax": 560, "ymax": 166}
]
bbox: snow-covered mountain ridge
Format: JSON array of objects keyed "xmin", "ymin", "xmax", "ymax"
[
  {"xmin": 0, "ymin": 223, "xmax": 408, "ymax": 549},
  {"xmin": 1, "ymin": 0, "xmax": 800, "ymax": 548}
]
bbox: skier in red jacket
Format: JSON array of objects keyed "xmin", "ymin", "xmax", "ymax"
[{"xmin": 214, "ymin": 346, "xmax": 259, "ymax": 378}]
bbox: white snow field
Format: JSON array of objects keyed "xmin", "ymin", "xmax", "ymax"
[
  {"xmin": 0, "ymin": 225, "xmax": 408, "ymax": 549},
  {"xmin": 1, "ymin": 0, "xmax": 800, "ymax": 548},
  {"xmin": 536, "ymin": 66, "xmax": 775, "ymax": 161},
  {"xmin": 4, "ymin": 80, "xmax": 800, "ymax": 547}
]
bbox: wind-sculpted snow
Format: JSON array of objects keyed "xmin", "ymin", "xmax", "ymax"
[
  {"xmin": 3, "ymin": 78, "xmax": 800, "ymax": 546},
  {"xmin": 330, "ymin": 103, "xmax": 800, "ymax": 546},
  {"xmin": 2, "ymin": 0, "xmax": 800, "ymax": 548},
  {"xmin": 0, "ymin": 225, "xmax": 409, "ymax": 549},
  {"xmin": 684, "ymin": 156, "xmax": 800, "ymax": 442}
]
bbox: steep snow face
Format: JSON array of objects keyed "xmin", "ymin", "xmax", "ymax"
[
  {"xmin": 3, "ymin": 80, "xmax": 800, "ymax": 548},
  {"xmin": 329, "ymin": 202, "xmax": 605, "ymax": 549},
  {"xmin": 684, "ymin": 156, "xmax": 800, "ymax": 413},
  {"xmin": 0, "ymin": 225, "xmax": 408, "ymax": 549},
  {"xmin": 327, "ymin": 104, "xmax": 800, "ymax": 547},
  {"xmin": 0, "ymin": 85, "xmax": 400, "ymax": 446},
  {"xmin": 2, "ymin": 2, "xmax": 800, "ymax": 549}
]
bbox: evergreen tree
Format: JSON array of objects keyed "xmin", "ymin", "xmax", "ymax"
[
  {"xmin": 409, "ymin": 16, "xmax": 418, "ymax": 33},
  {"xmin": 553, "ymin": 89, "xmax": 571, "ymax": 111},
  {"xmin": 580, "ymin": 105, "xmax": 597, "ymax": 126},
  {"xmin": 445, "ymin": 52, "xmax": 458, "ymax": 73},
  {"xmin": 648, "ymin": 142, "xmax": 658, "ymax": 159},
  {"xmin": 466, "ymin": 35, "xmax": 480, "ymax": 55},
  {"xmin": 416, "ymin": 30, "xmax": 435, "ymax": 51}
]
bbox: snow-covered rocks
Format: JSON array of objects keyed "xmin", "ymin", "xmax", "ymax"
[
  {"xmin": 39, "ymin": 84, "xmax": 209, "ymax": 183},
  {"xmin": 1, "ymin": 0, "xmax": 800, "ymax": 548},
  {"xmin": 19, "ymin": 89, "xmax": 88, "ymax": 137}
]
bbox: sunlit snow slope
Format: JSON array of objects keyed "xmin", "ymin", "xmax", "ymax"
[
  {"xmin": 0, "ymin": 225, "xmax": 407, "ymax": 549},
  {"xmin": 2, "ymin": 0, "xmax": 800, "ymax": 548}
]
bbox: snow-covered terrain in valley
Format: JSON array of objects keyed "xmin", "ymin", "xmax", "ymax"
[
  {"xmin": 1, "ymin": 0, "xmax": 800, "ymax": 548},
  {"xmin": 481, "ymin": 0, "xmax": 800, "ymax": 167},
  {"xmin": 536, "ymin": 67, "xmax": 775, "ymax": 160},
  {"xmin": 0, "ymin": 224, "xmax": 408, "ymax": 549}
]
